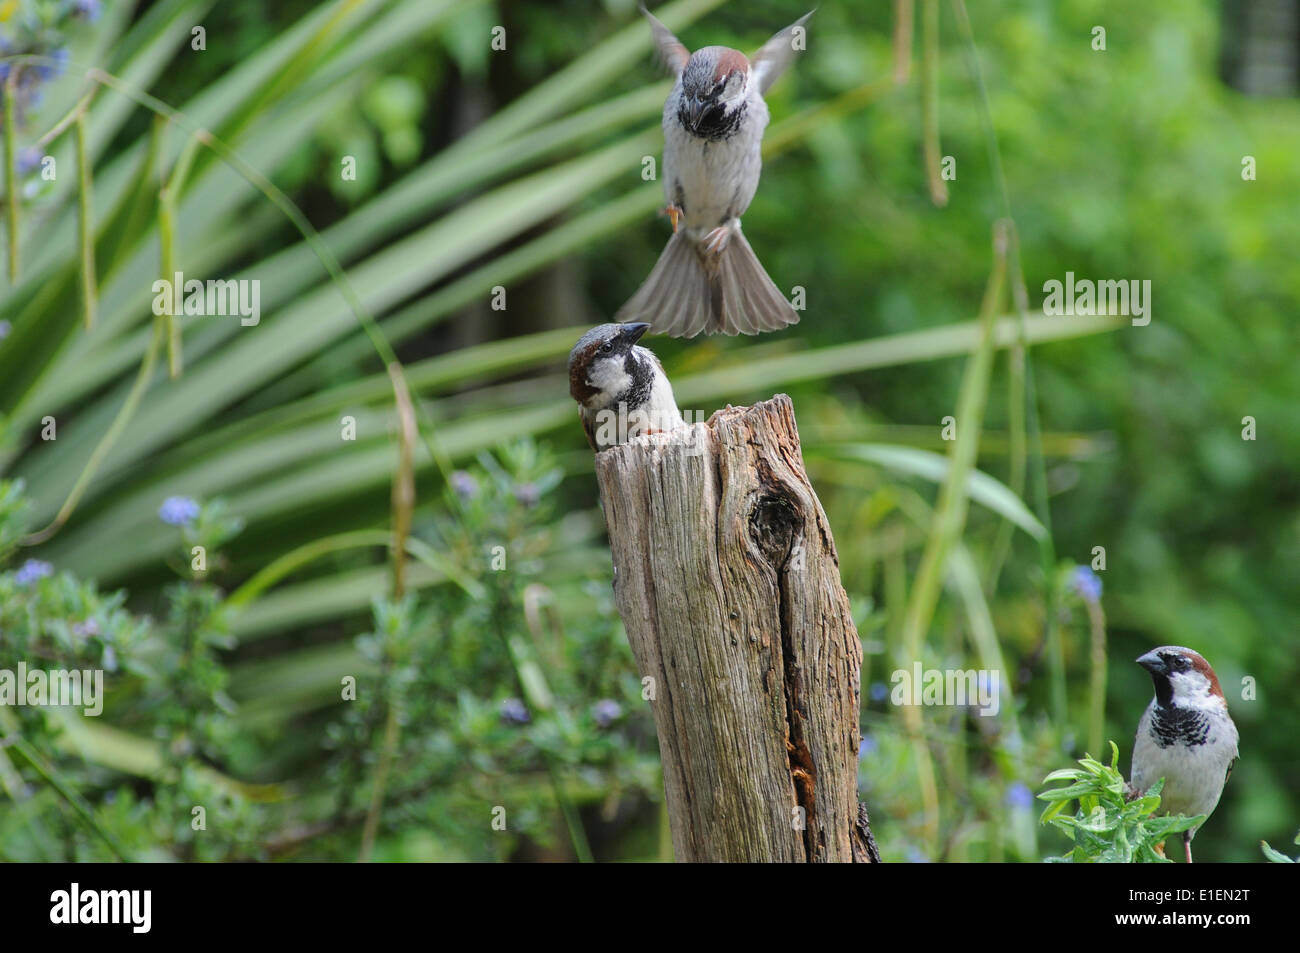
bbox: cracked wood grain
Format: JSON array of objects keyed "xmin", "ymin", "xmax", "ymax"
[{"xmin": 594, "ymin": 395, "xmax": 874, "ymax": 862}]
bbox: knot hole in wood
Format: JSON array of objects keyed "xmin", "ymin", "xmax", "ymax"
[{"xmin": 748, "ymin": 492, "xmax": 803, "ymax": 569}]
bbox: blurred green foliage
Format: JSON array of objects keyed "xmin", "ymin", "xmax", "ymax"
[{"xmin": 0, "ymin": 0, "xmax": 1295, "ymax": 861}]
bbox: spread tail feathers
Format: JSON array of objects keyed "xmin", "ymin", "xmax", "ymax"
[{"xmin": 615, "ymin": 228, "xmax": 799, "ymax": 337}]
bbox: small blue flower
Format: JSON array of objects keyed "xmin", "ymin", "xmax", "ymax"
[
  {"xmin": 857, "ymin": 735, "xmax": 877, "ymax": 759},
  {"xmin": 449, "ymin": 471, "xmax": 477, "ymax": 501},
  {"xmin": 1005, "ymin": 782, "xmax": 1034, "ymax": 810},
  {"xmin": 0, "ymin": 319, "xmax": 10, "ymax": 340},
  {"xmin": 499, "ymin": 697, "xmax": 530, "ymax": 725},
  {"xmin": 14, "ymin": 559, "xmax": 53, "ymax": 585},
  {"xmin": 1071, "ymin": 565, "xmax": 1103, "ymax": 602},
  {"xmin": 869, "ymin": 681, "xmax": 888, "ymax": 703},
  {"xmin": 35, "ymin": 47, "xmax": 69, "ymax": 81},
  {"xmin": 513, "ymin": 482, "xmax": 540, "ymax": 508},
  {"xmin": 593, "ymin": 699, "xmax": 622, "ymax": 727},
  {"xmin": 17, "ymin": 148, "xmax": 43, "ymax": 176},
  {"xmin": 159, "ymin": 496, "xmax": 200, "ymax": 526},
  {"xmin": 74, "ymin": 0, "xmax": 103, "ymax": 21}
]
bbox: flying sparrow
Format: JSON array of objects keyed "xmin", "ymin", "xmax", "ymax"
[
  {"xmin": 1130, "ymin": 646, "xmax": 1239, "ymax": 863},
  {"xmin": 615, "ymin": 5, "xmax": 812, "ymax": 337},
  {"xmin": 569, "ymin": 322, "xmax": 684, "ymax": 451}
]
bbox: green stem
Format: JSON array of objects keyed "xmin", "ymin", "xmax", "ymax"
[
  {"xmin": 900, "ymin": 226, "xmax": 1007, "ymax": 674},
  {"xmin": 1086, "ymin": 599, "xmax": 1107, "ymax": 756},
  {"xmin": 897, "ymin": 223, "xmax": 1009, "ymax": 852},
  {"xmin": 158, "ymin": 130, "xmax": 200, "ymax": 378},
  {"xmin": 227, "ymin": 530, "xmax": 394, "ymax": 607},
  {"xmin": 893, "ymin": 0, "xmax": 915, "ymax": 84},
  {"xmin": 984, "ymin": 307, "xmax": 1025, "ymax": 588},
  {"xmin": 75, "ymin": 111, "xmax": 96, "ymax": 329},
  {"xmin": 388, "ymin": 362, "xmax": 416, "ymax": 599},
  {"xmin": 34, "ymin": 90, "xmax": 94, "ymax": 149},
  {"xmin": 21, "ymin": 316, "xmax": 166, "ymax": 545},
  {"xmin": 358, "ymin": 703, "xmax": 400, "ymax": 862},
  {"xmin": 358, "ymin": 374, "xmax": 418, "ymax": 863},
  {"xmin": 3, "ymin": 73, "xmax": 18, "ymax": 283},
  {"xmin": 226, "ymin": 530, "xmax": 483, "ymax": 611},
  {"xmin": 158, "ymin": 189, "xmax": 179, "ymax": 376},
  {"xmin": 921, "ymin": 0, "xmax": 947, "ymax": 206}
]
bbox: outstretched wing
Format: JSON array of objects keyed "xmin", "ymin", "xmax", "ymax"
[
  {"xmin": 750, "ymin": 10, "xmax": 813, "ymax": 94},
  {"xmin": 641, "ymin": 4, "xmax": 690, "ymax": 76}
]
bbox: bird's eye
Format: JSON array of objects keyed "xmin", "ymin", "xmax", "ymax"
[{"xmin": 600, "ymin": 341, "xmax": 613, "ymax": 353}]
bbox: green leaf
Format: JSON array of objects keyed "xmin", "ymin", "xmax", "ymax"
[
  {"xmin": 1262, "ymin": 840, "xmax": 1297, "ymax": 863},
  {"xmin": 830, "ymin": 444, "xmax": 1046, "ymax": 539}
]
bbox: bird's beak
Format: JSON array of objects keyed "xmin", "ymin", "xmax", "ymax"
[
  {"xmin": 1136, "ymin": 650, "xmax": 1167, "ymax": 676},
  {"xmin": 622, "ymin": 322, "xmax": 650, "ymax": 344},
  {"xmin": 685, "ymin": 96, "xmax": 705, "ymax": 131}
]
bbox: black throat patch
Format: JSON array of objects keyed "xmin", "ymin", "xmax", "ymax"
[
  {"xmin": 1150, "ymin": 704, "xmax": 1211, "ymax": 748},
  {"xmin": 681, "ymin": 99, "xmax": 746, "ymax": 142},
  {"xmin": 613, "ymin": 352, "xmax": 653, "ymax": 409}
]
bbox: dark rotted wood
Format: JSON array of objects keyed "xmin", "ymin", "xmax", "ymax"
[{"xmin": 594, "ymin": 394, "xmax": 873, "ymax": 862}]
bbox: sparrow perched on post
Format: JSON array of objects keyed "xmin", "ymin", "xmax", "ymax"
[
  {"xmin": 1130, "ymin": 646, "xmax": 1239, "ymax": 863},
  {"xmin": 614, "ymin": 5, "xmax": 812, "ymax": 337},
  {"xmin": 568, "ymin": 323, "xmax": 683, "ymax": 451}
]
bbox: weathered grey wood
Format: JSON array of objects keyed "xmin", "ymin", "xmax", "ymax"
[{"xmin": 595, "ymin": 394, "xmax": 875, "ymax": 862}]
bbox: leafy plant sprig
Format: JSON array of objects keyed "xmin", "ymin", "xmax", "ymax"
[
  {"xmin": 1261, "ymin": 830, "xmax": 1299, "ymax": 863},
  {"xmin": 1037, "ymin": 742, "xmax": 1203, "ymax": 863}
]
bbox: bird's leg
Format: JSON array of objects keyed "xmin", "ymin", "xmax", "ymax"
[
  {"xmin": 660, "ymin": 204, "xmax": 683, "ymax": 233},
  {"xmin": 1183, "ymin": 831, "xmax": 1194, "ymax": 864}
]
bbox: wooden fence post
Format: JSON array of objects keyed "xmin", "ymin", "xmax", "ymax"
[{"xmin": 594, "ymin": 395, "xmax": 878, "ymax": 862}]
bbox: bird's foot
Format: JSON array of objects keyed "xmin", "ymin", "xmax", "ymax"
[
  {"xmin": 703, "ymin": 224, "xmax": 731, "ymax": 258},
  {"xmin": 1184, "ymin": 831, "xmax": 1194, "ymax": 864},
  {"xmin": 661, "ymin": 204, "xmax": 683, "ymax": 233}
]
